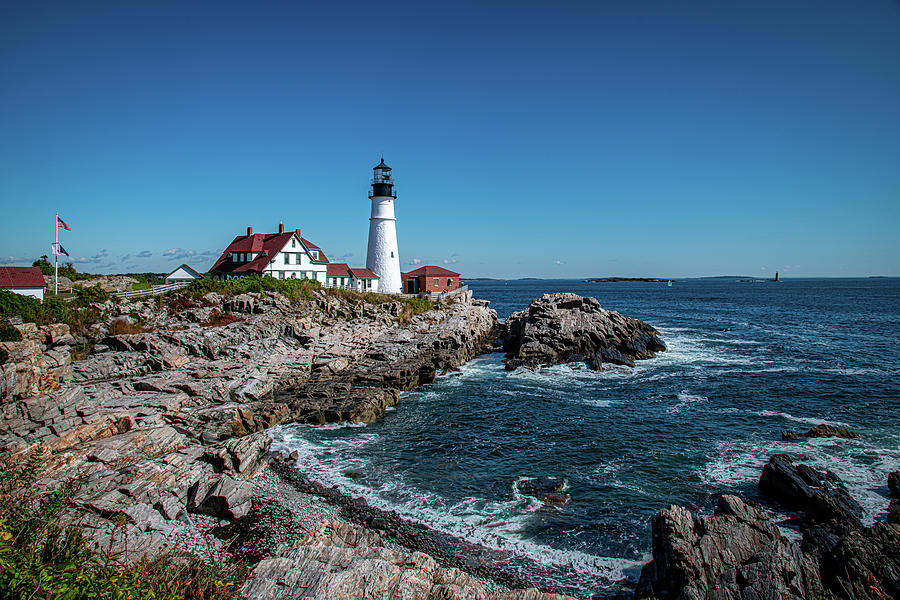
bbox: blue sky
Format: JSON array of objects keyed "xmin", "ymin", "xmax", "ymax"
[{"xmin": 1, "ymin": 1, "xmax": 898, "ymax": 278}]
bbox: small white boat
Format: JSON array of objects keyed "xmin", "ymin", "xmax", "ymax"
[{"xmin": 667, "ymin": 280, "xmax": 673, "ymax": 287}]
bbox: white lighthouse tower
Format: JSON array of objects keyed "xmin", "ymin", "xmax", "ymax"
[{"xmin": 366, "ymin": 158, "xmax": 402, "ymax": 294}]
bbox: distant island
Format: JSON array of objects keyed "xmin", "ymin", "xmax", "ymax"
[{"xmin": 584, "ymin": 277, "xmax": 669, "ymax": 283}]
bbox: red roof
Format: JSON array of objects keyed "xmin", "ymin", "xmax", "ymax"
[
  {"xmin": 0, "ymin": 266, "xmax": 46, "ymax": 288},
  {"xmin": 348, "ymin": 268, "xmax": 379, "ymax": 279},
  {"xmin": 300, "ymin": 238, "xmax": 328, "ymax": 263},
  {"xmin": 326, "ymin": 263, "xmax": 351, "ymax": 277},
  {"xmin": 403, "ymin": 265, "xmax": 460, "ymax": 277},
  {"xmin": 209, "ymin": 229, "xmax": 329, "ymax": 275}
]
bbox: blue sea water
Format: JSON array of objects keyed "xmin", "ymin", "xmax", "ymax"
[{"xmin": 271, "ymin": 278, "xmax": 900, "ymax": 597}]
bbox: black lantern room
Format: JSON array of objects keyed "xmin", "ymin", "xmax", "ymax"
[{"xmin": 369, "ymin": 158, "xmax": 397, "ymax": 199}]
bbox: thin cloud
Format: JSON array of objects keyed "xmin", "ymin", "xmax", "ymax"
[
  {"xmin": 172, "ymin": 250, "xmax": 196, "ymax": 260},
  {"xmin": 408, "ymin": 258, "xmax": 422, "ymax": 265},
  {"xmin": 555, "ymin": 260, "xmax": 565, "ymax": 265},
  {"xmin": 163, "ymin": 248, "xmax": 180, "ymax": 257},
  {"xmin": 442, "ymin": 259, "xmax": 458, "ymax": 265},
  {"xmin": 2, "ymin": 255, "xmax": 28, "ymax": 264},
  {"xmin": 136, "ymin": 250, "xmax": 152, "ymax": 258}
]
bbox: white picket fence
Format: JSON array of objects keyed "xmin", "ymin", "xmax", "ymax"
[{"xmin": 113, "ymin": 281, "xmax": 189, "ymax": 299}]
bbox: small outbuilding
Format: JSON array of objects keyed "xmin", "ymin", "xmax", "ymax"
[
  {"xmin": 165, "ymin": 264, "xmax": 204, "ymax": 284},
  {"xmin": 348, "ymin": 268, "xmax": 380, "ymax": 292},
  {"xmin": 402, "ymin": 266, "xmax": 460, "ymax": 295},
  {"xmin": 0, "ymin": 266, "xmax": 46, "ymax": 302}
]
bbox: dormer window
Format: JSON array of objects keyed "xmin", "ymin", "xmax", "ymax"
[{"xmin": 311, "ymin": 251, "xmax": 318, "ymax": 260}]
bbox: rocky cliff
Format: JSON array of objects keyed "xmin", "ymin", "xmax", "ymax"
[
  {"xmin": 502, "ymin": 293, "xmax": 666, "ymax": 370},
  {"xmin": 1, "ymin": 287, "xmax": 528, "ymax": 597},
  {"xmin": 635, "ymin": 455, "xmax": 900, "ymax": 600}
]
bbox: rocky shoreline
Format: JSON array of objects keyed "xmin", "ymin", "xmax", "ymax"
[
  {"xmin": 636, "ymin": 455, "xmax": 899, "ymax": 600},
  {"xmin": 0, "ymin": 286, "xmax": 589, "ymax": 599},
  {"xmin": 3, "ymin": 286, "xmax": 896, "ymax": 599}
]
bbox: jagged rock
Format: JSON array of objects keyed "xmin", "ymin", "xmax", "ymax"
[
  {"xmin": 888, "ymin": 471, "xmax": 900, "ymax": 498},
  {"xmin": 502, "ymin": 293, "xmax": 665, "ymax": 371},
  {"xmin": 187, "ymin": 476, "xmax": 253, "ymax": 519},
  {"xmin": 635, "ymin": 495, "xmax": 825, "ymax": 600},
  {"xmin": 242, "ymin": 520, "xmax": 574, "ymax": 600},
  {"xmin": 782, "ymin": 423, "xmax": 860, "ymax": 440},
  {"xmin": 515, "ymin": 478, "xmax": 570, "ymax": 506},
  {"xmin": 888, "ymin": 499, "xmax": 900, "ymax": 525},
  {"xmin": 821, "ymin": 522, "xmax": 900, "ymax": 600},
  {"xmin": 758, "ymin": 454, "xmax": 863, "ymax": 537},
  {"xmin": 203, "ymin": 432, "xmax": 271, "ymax": 478}
]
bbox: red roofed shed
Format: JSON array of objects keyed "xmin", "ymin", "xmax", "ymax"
[
  {"xmin": 0, "ymin": 266, "xmax": 46, "ymax": 302},
  {"xmin": 402, "ymin": 265, "xmax": 460, "ymax": 295}
]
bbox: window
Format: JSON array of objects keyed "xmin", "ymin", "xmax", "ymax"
[
  {"xmin": 390, "ymin": 251, "xmax": 394, "ymax": 258},
  {"xmin": 434, "ymin": 278, "xmax": 439, "ymax": 286},
  {"xmin": 292, "ymin": 239, "xmax": 296, "ymax": 248},
  {"xmin": 447, "ymin": 278, "xmax": 452, "ymax": 286},
  {"xmin": 279, "ymin": 271, "xmax": 284, "ymax": 279},
  {"xmin": 311, "ymin": 251, "xmax": 318, "ymax": 260}
]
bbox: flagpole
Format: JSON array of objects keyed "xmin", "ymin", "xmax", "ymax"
[{"xmin": 54, "ymin": 213, "xmax": 59, "ymax": 295}]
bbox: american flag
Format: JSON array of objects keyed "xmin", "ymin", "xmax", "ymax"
[
  {"xmin": 52, "ymin": 243, "xmax": 70, "ymax": 257},
  {"xmin": 57, "ymin": 216, "xmax": 71, "ymax": 230}
]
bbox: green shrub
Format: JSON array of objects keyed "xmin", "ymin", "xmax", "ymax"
[
  {"xmin": 0, "ymin": 347, "xmax": 7, "ymax": 365},
  {"xmin": 0, "ymin": 322, "xmax": 22, "ymax": 342},
  {"xmin": 32, "ymin": 256, "xmax": 53, "ymax": 276},
  {"xmin": 182, "ymin": 275, "xmax": 321, "ymax": 302},
  {"xmin": 0, "ymin": 451, "xmax": 248, "ymax": 599},
  {"xmin": 0, "ymin": 289, "xmax": 44, "ymax": 325},
  {"xmin": 0, "ymin": 290, "xmax": 103, "ymax": 333},
  {"xmin": 73, "ymin": 285, "xmax": 111, "ymax": 306}
]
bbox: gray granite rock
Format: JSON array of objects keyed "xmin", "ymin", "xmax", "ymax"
[{"xmin": 502, "ymin": 293, "xmax": 665, "ymax": 371}]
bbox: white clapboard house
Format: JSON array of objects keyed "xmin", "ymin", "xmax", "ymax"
[{"xmin": 208, "ymin": 224, "xmax": 330, "ymax": 282}]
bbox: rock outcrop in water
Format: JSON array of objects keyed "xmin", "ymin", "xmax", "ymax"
[
  {"xmin": 501, "ymin": 293, "xmax": 666, "ymax": 371},
  {"xmin": 636, "ymin": 455, "xmax": 900, "ymax": 600},
  {"xmin": 781, "ymin": 423, "xmax": 860, "ymax": 440}
]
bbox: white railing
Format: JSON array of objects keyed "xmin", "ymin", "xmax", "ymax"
[{"xmin": 113, "ymin": 281, "xmax": 189, "ymax": 299}]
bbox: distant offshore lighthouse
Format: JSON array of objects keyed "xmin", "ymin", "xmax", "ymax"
[{"xmin": 365, "ymin": 158, "xmax": 402, "ymax": 294}]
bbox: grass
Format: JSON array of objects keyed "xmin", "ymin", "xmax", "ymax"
[
  {"xmin": 0, "ymin": 450, "xmax": 248, "ymax": 599},
  {"xmin": 322, "ymin": 288, "xmax": 434, "ymax": 324},
  {"xmin": 201, "ymin": 310, "xmax": 243, "ymax": 328},
  {"xmin": 131, "ymin": 281, "xmax": 152, "ymax": 291}
]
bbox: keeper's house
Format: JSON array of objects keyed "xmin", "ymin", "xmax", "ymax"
[
  {"xmin": 0, "ymin": 267, "xmax": 46, "ymax": 302},
  {"xmin": 208, "ymin": 224, "xmax": 329, "ymax": 282},
  {"xmin": 402, "ymin": 265, "xmax": 460, "ymax": 295},
  {"xmin": 326, "ymin": 263, "xmax": 380, "ymax": 292}
]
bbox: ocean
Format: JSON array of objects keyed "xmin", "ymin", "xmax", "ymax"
[{"xmin": 270, "ymin": 277, "xmax": 900, "ymax": 597}]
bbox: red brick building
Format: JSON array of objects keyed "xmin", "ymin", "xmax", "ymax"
[{"xmin": 402, "ymin": 266, "xmax": 460, "ymax": 294}]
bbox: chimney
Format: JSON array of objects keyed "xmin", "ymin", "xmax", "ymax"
[
  {"xmin": 278, "ymin": 223, "xmax": 284, "ymax": 234},
  {"xmin": 247, "ymin": 226, "xmax": 253, "ymax": 236},
  {"xmin": 295, "ymin": 228, "xmax": 301, "ymax": 238}
]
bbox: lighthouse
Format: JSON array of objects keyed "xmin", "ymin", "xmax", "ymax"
[{"xmin": 366, "ymin": 158, "xmax": 402, "ymax": 294}]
